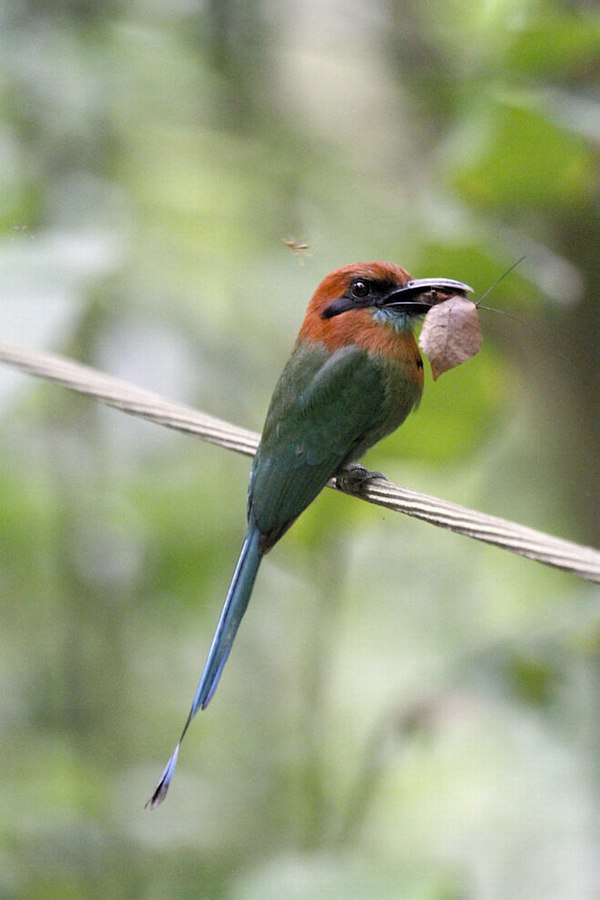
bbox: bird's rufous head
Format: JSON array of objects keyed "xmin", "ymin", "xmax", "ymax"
[
  {"xmin": 307, "ymin": 262, "xmax": 412, "ymax": 319},
  {"xmin": 298, "ymin": 261, "xmax": 471, "ymax": 352}
]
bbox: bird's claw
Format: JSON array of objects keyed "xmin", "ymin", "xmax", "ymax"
[{"xmin": 335, "ymin": 463, "xmax": 385, "ymax": 494}]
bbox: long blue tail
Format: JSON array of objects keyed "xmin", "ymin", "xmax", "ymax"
[{"xmin": 146, "ymin": 527, "xmax": 262, "ymax": 808}]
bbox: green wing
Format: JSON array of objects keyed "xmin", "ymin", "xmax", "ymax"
[{"xmin": 249, "ymin": 341, "xmax": 409, "ymax": 549}]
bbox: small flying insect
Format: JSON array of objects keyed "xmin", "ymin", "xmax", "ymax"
[{"xmin": 282, "ymin": 237, "xmax": 310, "ymax": 262}]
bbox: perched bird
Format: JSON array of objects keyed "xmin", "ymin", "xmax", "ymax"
[{"xmin": 147, "ymin": 261, "xmax": 471, "ymax": 807}]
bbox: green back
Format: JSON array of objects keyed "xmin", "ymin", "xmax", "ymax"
[{"xmin": 249, "ymin": 340, "xmax": 422, "ymax": 550}]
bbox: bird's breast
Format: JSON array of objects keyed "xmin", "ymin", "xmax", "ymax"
[{"xmin": 354, "ymin": 312, "xmax": 424, "ymax": 399}]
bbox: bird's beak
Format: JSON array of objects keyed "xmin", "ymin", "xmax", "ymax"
[{"xmin": 377, "ymin": 278, "xmax": 473, "ymax": 313}]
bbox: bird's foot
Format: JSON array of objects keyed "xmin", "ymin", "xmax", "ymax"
[{"xmin": 335, "ymin": 463, "xmax": 385, "ymax": 494}]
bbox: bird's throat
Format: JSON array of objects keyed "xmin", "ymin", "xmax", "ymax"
[{"xmin": 371, "ymin": 306, "xmax": 416, "ymax": 333}]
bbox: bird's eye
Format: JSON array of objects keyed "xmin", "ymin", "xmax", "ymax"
[{"xmin": 351, "ymin": 279, "xmax": 371, "ymax": 299}]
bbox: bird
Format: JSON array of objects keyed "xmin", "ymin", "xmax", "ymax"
[{"xmin": 147, "ymin": 261, "xmax": 472, "ymax": 808}]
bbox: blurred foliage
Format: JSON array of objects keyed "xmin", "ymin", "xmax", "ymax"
[{"xmin": 0, "ymin": 1, "xmax": 599, "ymax": 898}]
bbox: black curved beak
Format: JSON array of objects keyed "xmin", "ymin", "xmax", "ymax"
[{"xmin": 378, "ymin": 277, "xmax": 473, "ymax": 313}]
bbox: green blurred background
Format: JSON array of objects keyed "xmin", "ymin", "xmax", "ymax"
[{"xmin": 1, "ymin": 1, "xmax": 599, "ymax": 898}]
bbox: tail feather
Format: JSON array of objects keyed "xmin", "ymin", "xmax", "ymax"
[
  {"xmin": 192, "ymin": 527, "xmax": 262, "ymax": 714},
  {"xmin": 146, "ymin": 527, "xmax": 262, "ymax": 809}
]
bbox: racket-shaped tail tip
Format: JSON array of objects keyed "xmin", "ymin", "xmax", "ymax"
[{"xmin": 145, "ymin": 744, "xmax": 180, "ymax": 810}]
